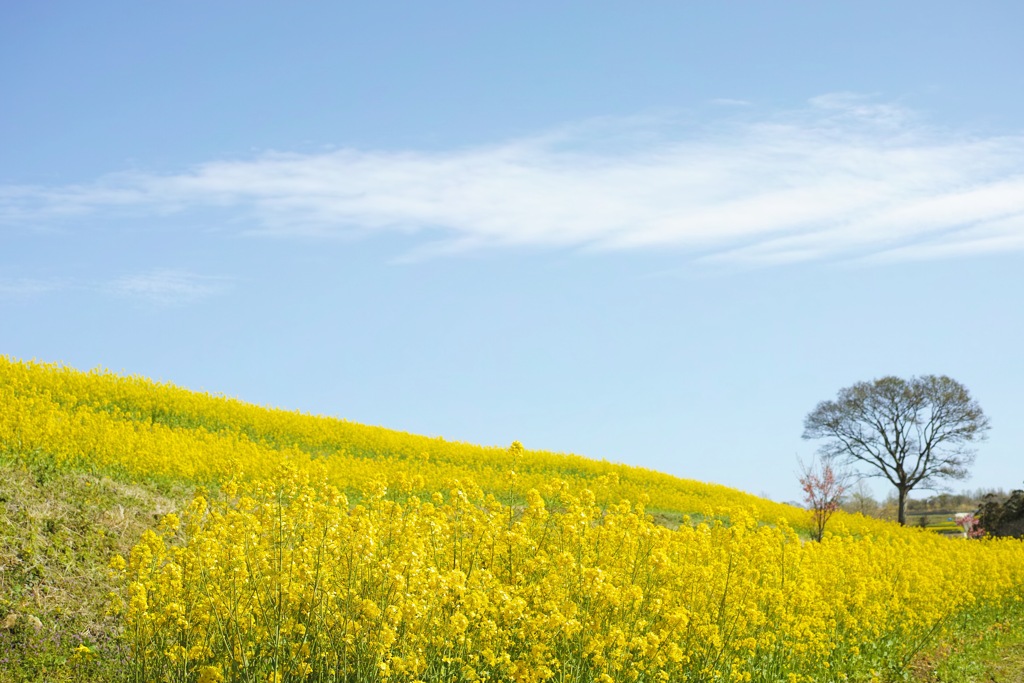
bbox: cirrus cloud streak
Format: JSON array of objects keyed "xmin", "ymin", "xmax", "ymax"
[{"xmin": 3, "ymin": 95, "xmax": 1023, "ymax": 265}]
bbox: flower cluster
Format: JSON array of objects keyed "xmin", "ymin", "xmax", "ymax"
[
  {"xmin": 2, "ymin": 356, "xmax": 883, "ymax": 535},
  {"xmin": 5, "ymin": 356, "xmax": 1024, "ymax": 681},
  {"xmin": 111, "ymin": 467, "xmax": 1024, "ymax": 683}
]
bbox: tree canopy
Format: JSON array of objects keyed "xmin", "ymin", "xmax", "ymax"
[
  {"xmin": 803, "ymin": 375, "xmax": 989, "ymax": 525},
  {"xmin": 978, "ymin": 488, "xmax": 1024, "ymax": 538}
]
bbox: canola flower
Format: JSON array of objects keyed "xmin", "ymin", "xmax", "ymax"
[
  {"xmin": 4, "ymin": 356, "xmax": 1024, "ymax": 681},
  {"xmin": 0, "ymin": 356, "xmax": 881, "ymax": 535},
  {"xmin": 111, "ymin": 466, "xmax": 1024, "ymax": 683}
]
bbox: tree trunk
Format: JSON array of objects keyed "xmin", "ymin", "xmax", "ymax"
[{"xmin": 897, "ymin": 486, "xmax": 908, "ymax": 526}]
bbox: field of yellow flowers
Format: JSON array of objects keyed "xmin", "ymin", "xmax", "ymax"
[{"xmin": 3, "ymin": 356, "xmax": 1024, "ymax": 683}]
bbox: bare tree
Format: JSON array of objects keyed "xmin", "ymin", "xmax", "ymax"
[
  {"xmin": 844, "ymin": 479, "xmax": 879, "ymax": 517},
  {"xmin": 803, "ymin": 375, "xmax": 989, "ymax": 526}
]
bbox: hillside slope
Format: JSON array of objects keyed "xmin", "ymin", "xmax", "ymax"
[
  {"xmin": 3, "ymin": 356, "xmax": 1024, "ymax": 683},
  {"xmin": 1, "ymin": 356, "xmax": 874, "ymax": 536}
]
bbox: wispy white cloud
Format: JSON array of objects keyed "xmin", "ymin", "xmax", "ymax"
[
  {"xmin": 107, "ymin": 269, "xmax": 233, "ymax": 306},
  {"xmin": 3, "ymin": 94, "xmax": 1023, "ymax": 265},
  {"xmin": 0, "ymin": 269, "xmax": 232, "ymax": 305},
  {"xmin": 0, "ymin": 277, "xmax": 66, "ymax": 298}
]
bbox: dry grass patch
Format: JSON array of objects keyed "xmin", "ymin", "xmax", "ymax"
[{"xmin": 0, "ymin": 459, "xmax": 190, "ymax": 682}]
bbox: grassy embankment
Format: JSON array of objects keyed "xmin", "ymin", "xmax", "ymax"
[{"xmin": 0, "ymin": 460, "xmax": 190, "ymax": 681}]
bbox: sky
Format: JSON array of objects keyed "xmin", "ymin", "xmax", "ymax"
[{"xmin": 2, "ymin": 2, "xmax": 1023, "ymax": 504}]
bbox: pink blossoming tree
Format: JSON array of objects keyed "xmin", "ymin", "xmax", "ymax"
[{"xmin": 799, "ymin": 457, "xmax": 848, "ymax": 542}]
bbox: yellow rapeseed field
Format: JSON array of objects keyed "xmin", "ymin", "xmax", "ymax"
[
  {"xmin": 0, "ymin": 356, "xmax": 848, "ymax": 531},
  {"xmin": 3, "ymin": 356, "xmax": 1024, "ymax": 682}
]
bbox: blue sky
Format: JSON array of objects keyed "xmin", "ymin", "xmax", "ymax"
[{"xmin": 3, "ymin": 2, "xmax": 1023, "ymax": 503}]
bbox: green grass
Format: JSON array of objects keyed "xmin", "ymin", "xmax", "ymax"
[
  {"xmin": 903, "ymin": 513, "xmax": 972, "ymax": 537},
  {"xmin": 910, "ymin": 607, "xmax": 1024, "ymax": 683},
  {"xmin": 0, "ymin": 458, "xmax": 190, "ymax": 682}
]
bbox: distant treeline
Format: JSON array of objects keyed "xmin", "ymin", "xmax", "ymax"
[{"xmin": 843, "ymin": 483, "xmax": 1010, "ymax": 518}]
